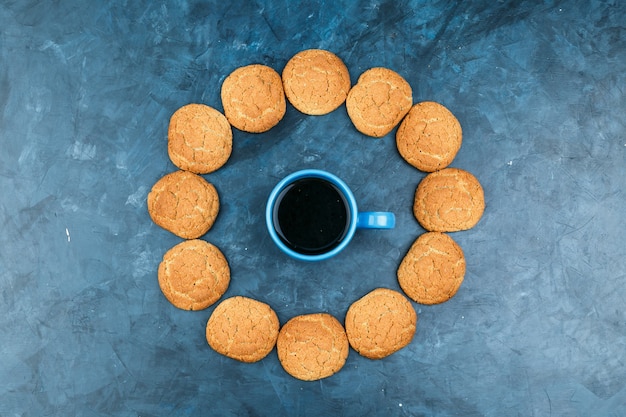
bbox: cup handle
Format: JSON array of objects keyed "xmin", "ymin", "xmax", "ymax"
[{"xmin": 357, "ymin": 212, "xmax": 395, "ymax": 229}]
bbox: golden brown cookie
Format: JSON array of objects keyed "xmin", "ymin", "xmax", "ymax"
[
  {"xmin": 206, "ymin": 296, "xmax": 279, "ymax": 363},
  {"xmin": 147, "ymin": 170, "xmax": 220, "ymax": 239},
  {"xmin": 396, "ymin": 101, "xmax": 462, "ymax": 172},
  {"xmin": 158, "ymin": 239, "xmax": 230, "ymax": 311},
  {"xmin": 167, "ymin": 103, "xmax": 232, "ymax": 174},
  {"xmin": 220, "ymin": 64, "xmax": 286, "ymax": 133},
  {"xmin": 413, "ymin": 167, "xmax": 485, "ymax": 232},
  {"xmin": 281, "ymin": 49, "xmax": 351, "ymax": 115},
  {"xmin": 277, "ymin": 313, "xmax": 349, "ymax": 381},
  {"xmin": 397, "ymin": 232, "xmax": 466, "ymax": 305},
  {"xmin": 345, "ymin": 67, "xmax": 412, "ymax": 137},
  {"xmin": 345, "ymin": 288, "xmax": 417, "ymax": 359}
]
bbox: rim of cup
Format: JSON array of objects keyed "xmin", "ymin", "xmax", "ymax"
[{"xmin": 265, "ymin": 169, "xmax": 359, "ymax": 262}]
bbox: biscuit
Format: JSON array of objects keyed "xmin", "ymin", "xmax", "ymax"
[
  {"xmin": 345, "ymin": 67, "xmax": 412, "ymax": 137},
  {"xmin": 397, "ymin": 232, "xmax": 466, "ymax": 305},
  {"xmin": 158, "ymin": 239, "xmax": 230, "ymax": 310},
  {"xmin": 167, "ymin": 103, "xmax": 232, "ymax": 174},
  {"xmin": 281, "ymin": 49, "xmax": 351, "ymax": 115},
  {"xmin": 413, "ymin": 167, "xmax": 484, "ymax": 232},
  {"xmin": 396, "ymin": 101, "xmax": 462, "ymax": 172},
  {"xmin": 277, "ymin": 313, "xmax": 349, "ymax": 381},
  {"xmin": 220, "ymin": 64, "xmax": 286, "ymax": 133},
  {"xmin": 206, "ymin": 296, "xmax": 280, "ymax": 363},
  {"xmin": 345, "ymin": 288, "xmax": 417, "ymax": 359},
  {"xmin": 147, "ymin": 170, "xmax": 220, "ymax": 239}
]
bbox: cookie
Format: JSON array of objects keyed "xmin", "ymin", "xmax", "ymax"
[
  {"xmin": 345, "ymin": 288, "xmax": 417, "ymax": 359},
  {"xmin": 345, "ymin": 67, "xmax": 412, "ymax": 137},
  {"xmin": 206, "ymin": 296, "xmax": 280, "ymax": 363},
  {"xmin": 277, "ymin": 313, "xmax": 349, "ymax": 381},
  {"xmin": 220, "ymin": 64, "xmax": 286, "ymax": 133},
  {"xmin": 397, "ymin": 232, "xmax": 466, "ymax": 305},
  {"xmin": 413, "ymin": 167, "xmax": 485, "ymax": 232},
  {"xmin": 147, "ymin": 170, "xmax": 220, "ymax": 239},
  {"xmin": 396, "ymin": 101, "xmax": 462, "ymax": 172},
  {"xmin": 158, "ymin": 239, "xmax": 230, "ymax": 311},
  {"xmin": 281, "ymin": 49, "xmax": 351, "ymax": 115},
  {"xmin": 167, "ymin": 103, "xmax": 232, "ymax": 174}
]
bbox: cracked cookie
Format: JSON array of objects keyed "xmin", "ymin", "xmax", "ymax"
[
  {"xmin": 220, "ymin": 64, "xmax": 286, "ymax": 133},
  {"xmin": 397, "ymin": 232, "xmax": 466, "ymax": 305},
  {"xmin": 281, "ymin": 49, "xmax": 351, "ymax": 115},
  {"xmin": 396, "ymin": 101, "xmax": 462, "ymax": 172},
  {"xmin": 413, "ymin": 167, "xmax": 485, "ymax": 232},
  {"xmin": 147, "ymin": 170, "xmax": 220, "ymax": 239},
  {"xmin": 167, "ymin": 103, "xmax": 232, "ymax": 174},
  {"xmin": 206, "ymin": 296, "xmax": 280, "ymax": 363},
  {"xmin": 345, "ymin": 288, "xmax": 417, "ymax": 359},
  {"xmin": 277, "ymin": 313, "xmax": 349, "ymax": 381},
  {"xmin": 345, "ymin": 67, "xmax": 412, "ymax": 137},
  {"xmin": 158, "ymin": 239, "xmax": 230, "ymax": 310}
]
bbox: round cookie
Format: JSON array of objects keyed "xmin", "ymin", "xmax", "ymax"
[
  {"xmin": 206, "ymin": 296, "xmax": 279, "ymax": 363},
  {"xmin": 277, "ymin": 313, "xmax": 349, "ymax": 381},
  {"xmin": 413, "ymin": 167, "xmax": 485, "ymax": 232},
  {"xmin": 281, "ymin": 49, "xmax": 351, "ymax": 115},
  {"xmin": 397, "ymin": 232, "xmax": 466, "ymax": 305},
  {"xmin": 167, "ymin": 103, "xmax": 232, "ymax": 174},
  {"xmin": 345, "ymin": 288, "xmax": 417, "ymax": 359},
  {"xmin": 396, "ymin": 101, "xmax": 462, "ymax": 172},
  {"xmin": 158, "ymin": 239, "xmax": 230, "ymax": 311},
  {"xmin": 345, "ymin": 67, "xmax": 412, "ymax": 138},
  {"xmin": 220, "ymin": 64, "xmax": 286, "ymax": 133},
  {"xmin": 147, "ymin": 170, "xmax": 220, "ymax": 239}
]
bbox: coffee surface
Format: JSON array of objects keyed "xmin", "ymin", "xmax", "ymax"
[{"xmin": 274, "ymin": 178, "xmax": 350, "ymax": 255}]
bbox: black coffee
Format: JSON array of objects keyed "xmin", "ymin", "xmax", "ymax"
[{"xmin": 273, "ymin": 177, "xmax": 350, "ymax": 255}]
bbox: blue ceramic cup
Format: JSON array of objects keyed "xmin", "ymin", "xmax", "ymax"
[{"xmin": 266, "ymin": 169, "xmax": 395, "ymax": 261}]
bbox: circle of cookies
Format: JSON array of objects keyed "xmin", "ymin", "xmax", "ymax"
[
  {"xmin": 413, "ymin": 167, "xmax": 485, "ymax": 232},
  {"xmin": 147, "ymin": 49, "xmax": 487, "ymax": 381},
  {"xmin": 158, "ymin": 239, "xmax": 230, "ymax": 311},
  {"xmin": 397, "ymin": 232, "xmax": 466, "ymax": 305},
  {"xmin": 206, "ymin": 296, "xmax": 280, "ymax": 363},
  {"xmin": 345, "ymin": 67, "xmax": 412, "ymax": 138},
  {"xmin": 281, "ymin": 49, "xmax": 351, "ymax": 115},
  {"xmin": 345, "ymin": 288, "xmax": 417, "ymax": 359},
  {"xmin": 220, "ymin": 64, "xmax": 286, "ymax": 133},
  {"xmin": 167, "ymin": 103, "xmax": 233, "ymax": 174},
  {"xmin": 276, "ymin": 313, "xmax": 349, "ymax": 381},
  {"xmin": 396, "ymin": 101, "xmax": 462, "ymax": 172},
  {"xmin": 147, "ymin": 170, "xmax": 220, "ymax": 239}
]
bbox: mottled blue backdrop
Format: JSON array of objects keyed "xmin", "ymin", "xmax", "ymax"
[{"xmin": 1, "ymin": 1, "xmax": 625, "ymax": 416}]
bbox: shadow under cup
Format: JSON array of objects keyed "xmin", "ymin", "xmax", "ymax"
[{"xmin": 265, "ymin": 169, "xmax": 395, "ymax": 261}]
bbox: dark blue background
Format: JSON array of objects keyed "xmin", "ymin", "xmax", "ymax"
[{"xmin": 1, "ymin": 1, "xmax": 625, "ymax": 416}]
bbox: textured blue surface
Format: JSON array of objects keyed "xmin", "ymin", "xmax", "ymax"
[{"xmin": 1, "ymin": 1, "xmax": 626, "ymax": 416}]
